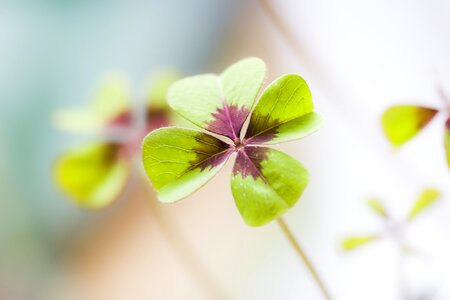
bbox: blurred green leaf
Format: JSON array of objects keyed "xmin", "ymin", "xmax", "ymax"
[
  {"xmin": 381, "ymin": 105, "xmax": 438, "ymax": 147},
  {"xmin": 92, "ymin": 72, "xmax": 131, "ymax": 121},
  {"xmin": 408, "ymin": 188, "xmax": 441, "ymax": 221},
  {"xmin": 54, "ymin": 72, "xmax": 131, "ymax": 133},
  {"xmin": 367, "ymin": 198, "xmax": 388, "ymax": 219},
  {"xmin": 54, "ymin": 143, "xmax": 130, "ymax": 209},
  {"xmin": 342, "ymin": 236, "xmax": 377, "ymax": 251}
]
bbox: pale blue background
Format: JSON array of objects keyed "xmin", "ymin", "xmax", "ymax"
[{"xmin": 0, "ymin": 0, "xmax": 240, "ymax": 297}]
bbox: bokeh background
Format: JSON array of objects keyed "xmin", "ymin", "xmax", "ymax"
[{"xmin": 1, "ymin": 0, "xmax": 450, "ymax": 299}]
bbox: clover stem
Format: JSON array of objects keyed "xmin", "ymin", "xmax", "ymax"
[{"xmin": 277, "ymin": 217, "xmax": 332, "ymax": 300}]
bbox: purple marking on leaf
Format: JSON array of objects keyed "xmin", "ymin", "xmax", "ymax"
[
  {"xmin": 232, "ymin": 147, "xmax": 269, "ymax": 180},
  {"xmin": 245, "ymin": 128, "xmax": 277, "ymax": 145},
  {"xmin": 199, "ymin": 148, "xmax": 232, "ymax": 171},
  {"xmin": 446, "ymin": 117, "xmax": 450, "ymax": 131},
  {"xmin": 244, "ymin": 112, "xmax": 282, "ymax": 144},
  {"xmin": 206, "ymin": 103, "xmax": 250, "ymax": 141},
  {"xmin": 188, "ymin": 133, "xmax": 232, "ymax": 171},
  {"xmin": 416, "ymin": 107, "xmax": 438, "ymax": 128}
]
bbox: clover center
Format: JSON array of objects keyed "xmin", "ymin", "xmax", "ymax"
[{"xmin": 233, "ymin": 138, "xmax": 246, "ymax": 150}]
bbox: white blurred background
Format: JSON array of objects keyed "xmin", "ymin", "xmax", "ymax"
[{"xmin": 1, "ymin": 0, "xmax": 449, "ymax": 299}]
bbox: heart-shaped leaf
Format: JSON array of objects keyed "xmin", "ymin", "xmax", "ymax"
[
  {"xmin": 142, "ymin": 127, "xmax": 232, "ymax": 203},
  {"xmin": 342, "ymin": 236, "xmax": 378, "ymax": 251},
  {"xmin": 381, "ymin": 105, "xmax": 438, "ymax": 147},
  {"xmin": 408, "ymin": 188, "xmax": 440, "ymax": 221},
  {"xmin": 54, "ymin": 142, "xmax": 130, "ymax": 209},
  {"xmin": 54, "ymin": 73, "xmax": 131, "ymax": 133},
  {"xmin": 244, "ymin": 74, "xmax": 322, "ymax": 145},
  {"xmin": 231, "ymin": 147, "xmax": 309, "ymax": 226},
  {"xmin": 167, "ymin": 58, "xmax": 266, "ymax": 141}
]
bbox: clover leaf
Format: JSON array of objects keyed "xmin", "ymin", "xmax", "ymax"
[
  {"xmin": 408, "ymin": 188, "xmax": 441, "ymax": 221},
  {"xmin": 142, "ymin": 58, "xmax": 323, "ymax": 226},
  {"xmin": 367, "ymin": 198, "xmax": 388, "ymax": 219},
  {"xmin": 341, "ymin": 236, "xmax": 378, "ymax": 251},
  {"xmin": 381, "ymin": 102, "xmax": 450, "ymax": 168},
  {"xmin": 54, "ymin": 142, "xmax": 131, "ymax": 209},
  {"xmin": 54, "ymin": 71, "xmax": 178, "ymax": 208},
  {"xmin": 381, "ymin": 105, "xmax": 438, "ymax": 147},
  {"xmin": 54, "ymin": 73, "xmax": 132, "ymax": 134}
]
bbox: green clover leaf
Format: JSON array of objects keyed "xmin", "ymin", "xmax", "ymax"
[
  {"xmin": 381, "ymin": 103, "xmax": 450, "ymax": 169},
  {"xmin": 244, "ymin": 74, "xmax": 322, "ymax": 145},
  {"xmin": 142, "ymin": 127, "xmax": 231, "ymax": 203},
  {"xmin": 408, "ymin": 188, "xmax": 441, "ymax": 221},
  {"xmin": 54, "ymin": 72, "xmax": 178, "ymax": 208},
  {"xmin": 341, "ymin": 236, "xmax": 378, "ymax": 252},
  {"xmin": 54, "ymin": 142, "xmax": 131, "ymax": 209},
  {"xmin": 381, "ymin": 105, "xmax": 438, "ymax": 147},
  {"xmin": 142, "ymin": 58, "xmax": 322, "ymax": 226},
  {"xmin": 54, "ymin": 72, "xmax": 132, "ymax": 134},
  {"xmin": 367, "ymin": 198, "xmax": 388, "ymax": 219}
]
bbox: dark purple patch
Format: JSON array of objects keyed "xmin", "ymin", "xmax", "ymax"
[
  {"xmin": 244, "ymin": 112, "xmax": 282, "ymax": 144},
  {"xmin": 416, "ymin": 107, "xmax": 438, "ymax": 128},
  {"xmin": 206, "ymin": 103, "xmax": 250, "ymax": 142},
  {"xmin": 198, "ymin": 149, "xmax": 232, "ymax": 171},
  {"xmin": 187, "ymin": 132, "xmax": 232, "ymax": 172},
  {"xmin": 446, "ymin": 117, "xmax": 450, "ymax": 131},
  {"xmin": 232, "ymin": 146, "xmax": 269, "ymax": 180},
  {"xmin": 244, "ymin": 128, "xmax": 277, "ymax": 144}
]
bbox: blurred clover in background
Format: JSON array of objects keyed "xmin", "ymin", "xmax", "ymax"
[
  {"xmin": 53, "ymin": 71, "xmax": 179, "ymax": 209},
  {"xmin": 341, "ymin": 188, "xmax": 441, "ymax": 252},
  {"xmin": 381, "ymin": 87, "xmax": 450, "ymax": 168}
]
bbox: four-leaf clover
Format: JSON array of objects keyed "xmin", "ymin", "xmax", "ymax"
[
  {"xmin": 142, "ymin": 58, "xmax": 323, "ymax": 226},
  {"xmin": 54, "ymin": 72, "xmax": 178, "ymax": 209}
]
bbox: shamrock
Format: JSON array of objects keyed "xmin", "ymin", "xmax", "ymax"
[
  {"xmin": 54, "ymin": 72, "xmax": 178, "ymax": 209},
  {"xmin": 142, "ymin": 58, "xmax": 323, "ymax": 226},
  {"xmin": 381, "ymin": 89, "xmax": 450, "ymax": 168},
  {"xmin": 341, "ymin": 188, "xmax": 441, "ymax": 252}
]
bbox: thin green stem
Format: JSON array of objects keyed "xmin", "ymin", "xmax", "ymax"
[{"xmin": 277, "ymin": 217, "xmax": 332, "ymax": 300}]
